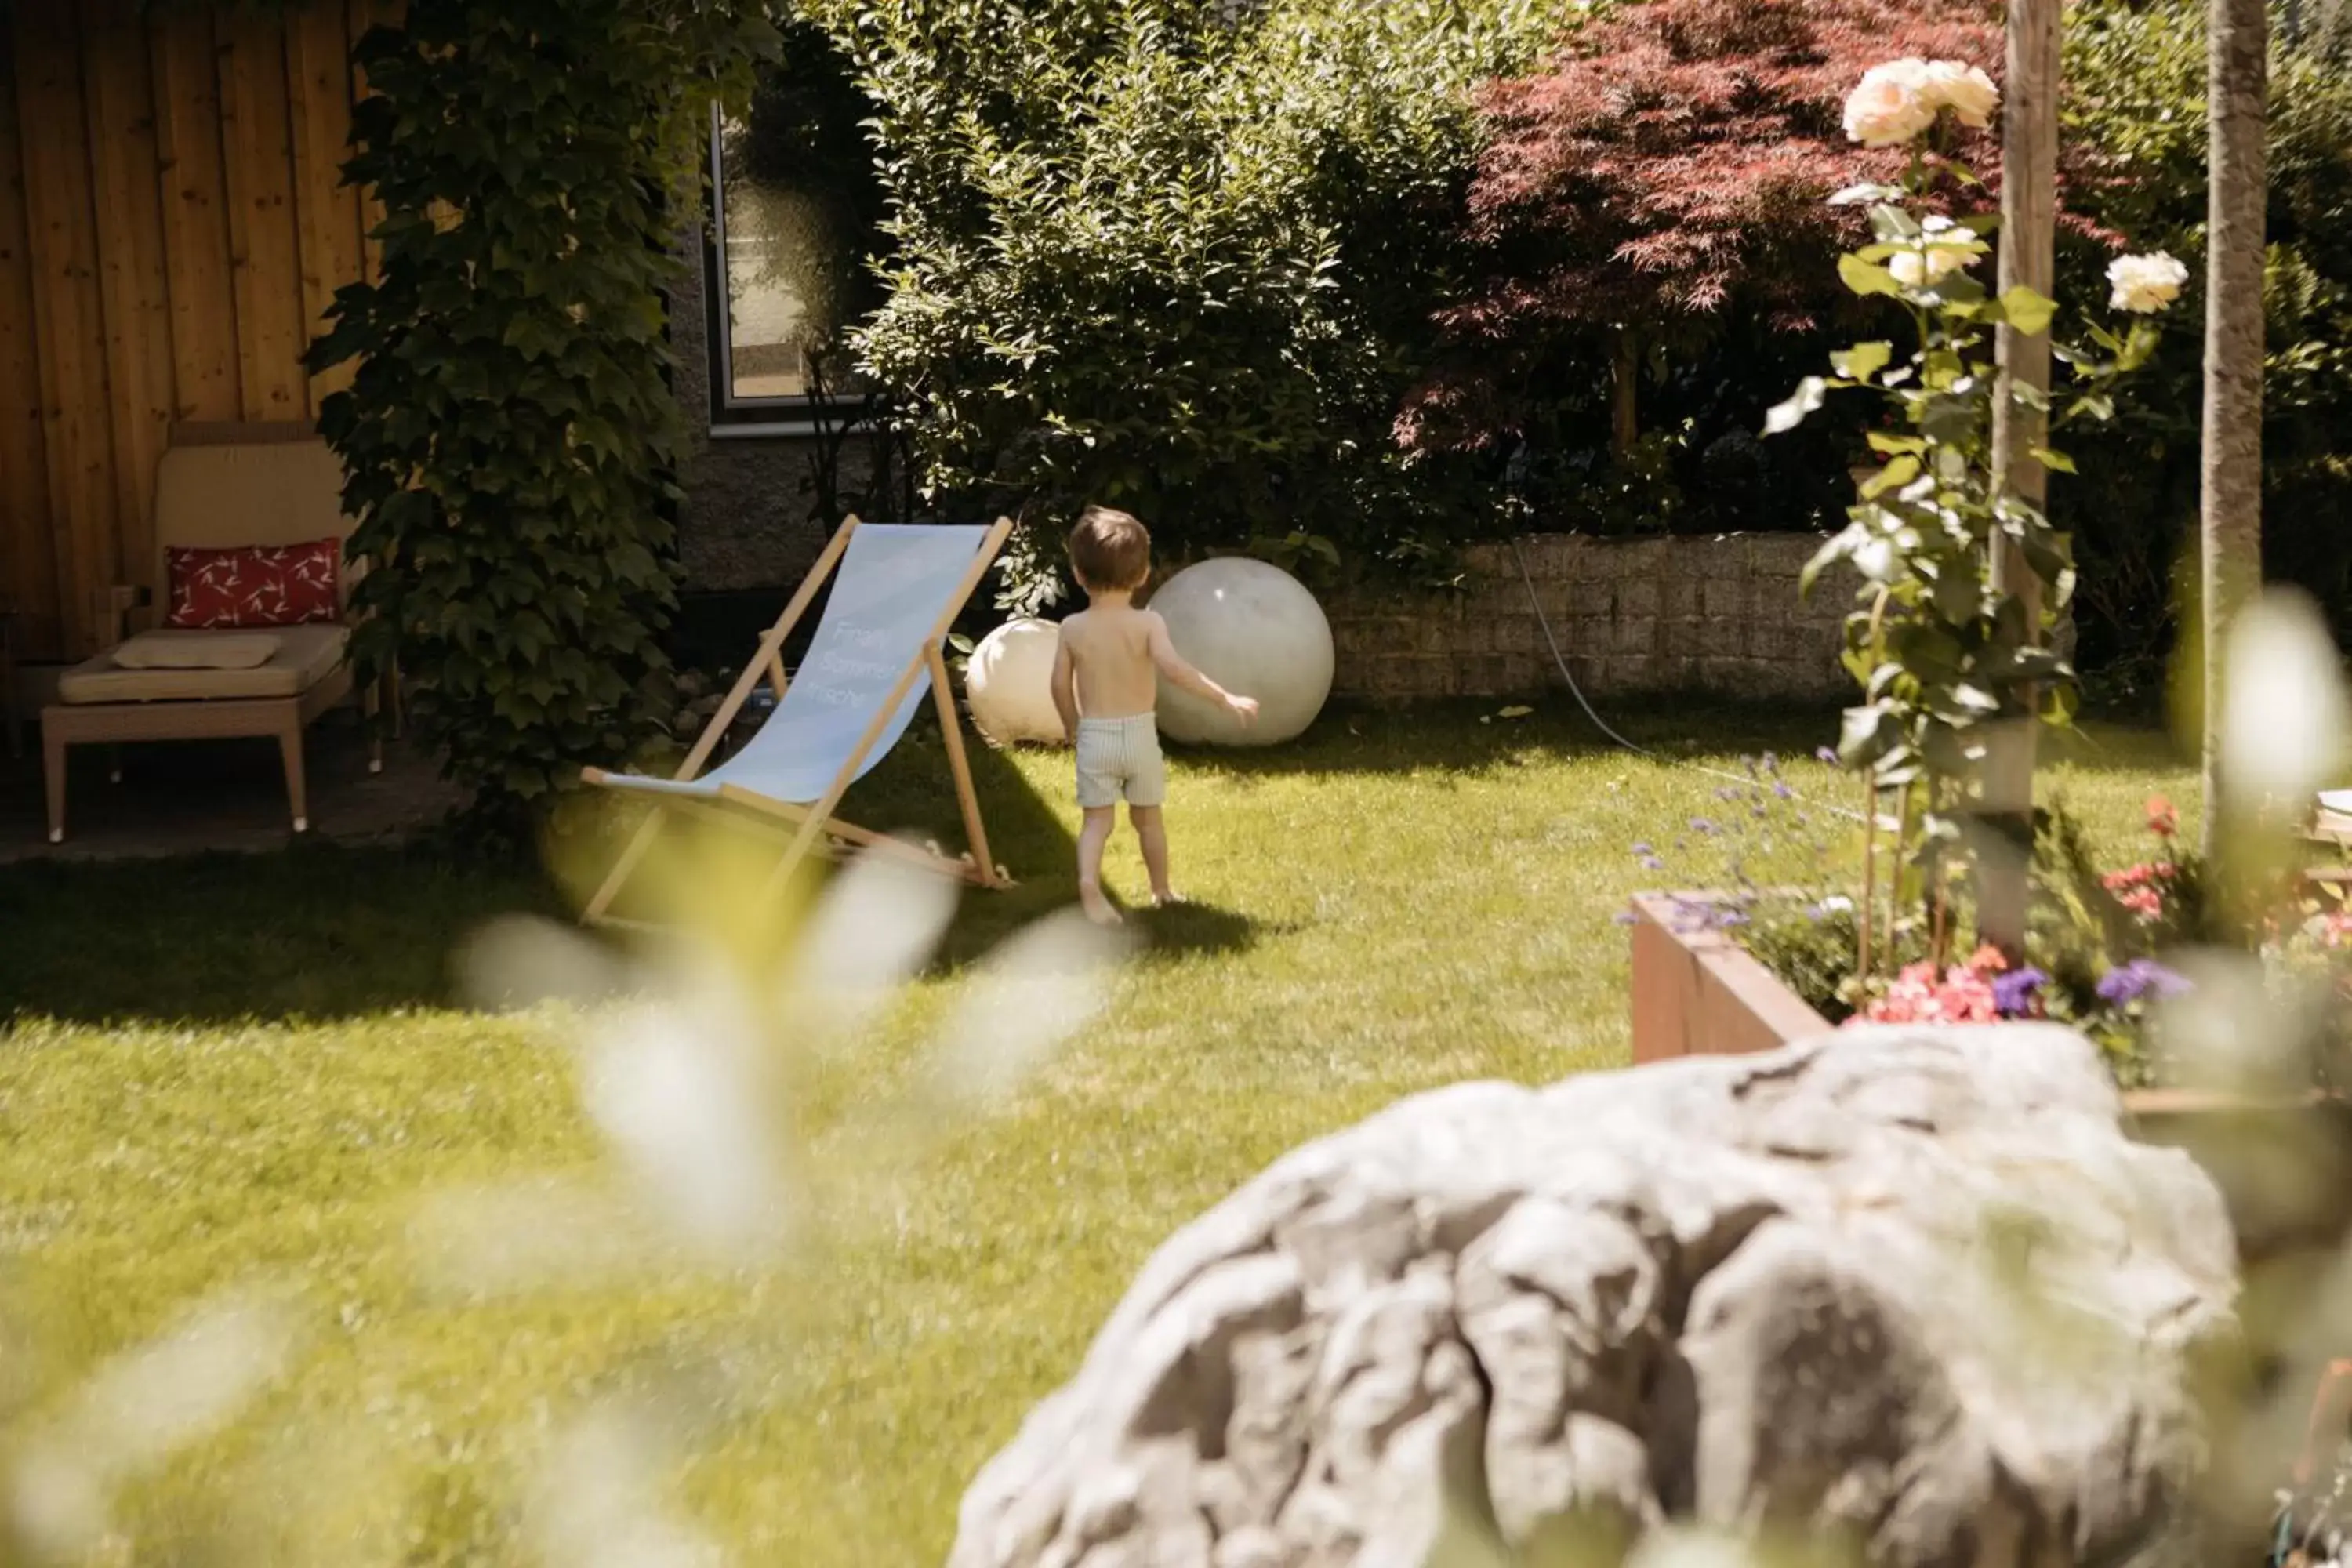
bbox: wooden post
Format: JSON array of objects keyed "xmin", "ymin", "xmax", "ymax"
[
  {"xmin": 2201, "ymin": 0, "xmax": 2268, "ymax": 865},
  {"xmin": 1982, "ymin": 0, "xmax": 2061, "ymax": 956}
]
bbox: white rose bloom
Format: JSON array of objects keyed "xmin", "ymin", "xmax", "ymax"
[
  {"xmin": 1889, "ymin": 243, "xmax": 1975, "ymax": 288},
  {"xmin": 1844, "ymin": 60, "xmax": 1937, "ymax": 147},
  {"xmin": 1921, "ymin": 61, "xmax": 2000, "ymax": 128},
  {"xmin": 1853, "ymin": 535, "xmax": 1899, "ymax": 583},
  {"xmin": 2107, "ymin": 250, "xmax": 2190, "ymax": 314}
]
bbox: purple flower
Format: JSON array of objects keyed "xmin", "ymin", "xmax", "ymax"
[
  {"xmin": 1774, "ymin": 782, "xmax": 1795, "ymax": 800},
  {"xmin": 1991, "ymin": 967, "xmax": 2049, "ymax": 1018},
  {"xmin": 1711, "ymin": 907, "xmax": 1751, "ymax": 929},
  {"xmin": 1690, "ymin": 818, "xmax": 1718, "ymax": 835},
  {"xmin": 2096, "ymin": 959, "xmax": 2194, "ymax": 1007},
  {"xmin": 1631, "ymin": 841, "xmax": 1653, "ymax": 857},
  {"xmin": 1639, "ymin": 855, "xmax": 1665, "ymax": 872},
  {"xmin": 1816, "ymin": 746, "xmax": 1838, "ymax": 764}
]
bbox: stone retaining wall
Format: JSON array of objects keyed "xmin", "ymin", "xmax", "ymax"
[{"xmin": 1327, "ymin": 532, "xmax": 1856, "ymax": 704}]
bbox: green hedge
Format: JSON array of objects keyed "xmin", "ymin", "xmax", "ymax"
[
  {"xmin": 314, "ymin": 0, "xmax": 775, "ymax": 835},
  {"xmin": 802, "ymin": 0, "xmax": 1563, "ymax": 609},
  {"xmin": 2055, "ymin": 0, "xmax": 2352, "ymax": 704}
]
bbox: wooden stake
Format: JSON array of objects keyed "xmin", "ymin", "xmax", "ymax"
[
  {"xmin": 929, "ymin": 645, "xmax": 1002, "ymax": 889},
  {"xmin": 2201, "ymin": 0, "xmax": 2268, "ymax": 866},
  {"xmin": 1982, "ymin": 0, "xmax": 2061, "ymax": 960}
]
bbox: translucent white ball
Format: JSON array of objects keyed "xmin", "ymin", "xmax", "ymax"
[
  {"xmin": 1150, "ymin": 558, "xmax": 1334, "ymax": 746},
  {"xmin": 964, "ymin": 617, "xmax": 1068, "ymax": 747}
]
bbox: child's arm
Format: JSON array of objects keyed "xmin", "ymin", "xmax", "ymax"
[
  {"xmin": 1050, "ymin": 629, "xmax": 1081, "ymax": 741},
  {"xmin": 1145, "ymin": 613, "xmax": 1258, "ymax": 721}
]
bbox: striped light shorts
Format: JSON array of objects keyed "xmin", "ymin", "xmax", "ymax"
[{"xmin": 1074, "ymin": 713, "xmax": 1168, "ymax": 810}]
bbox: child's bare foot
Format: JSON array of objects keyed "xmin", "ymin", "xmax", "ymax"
[
  {"xmin": 1079, "ymin": 884, "xmax": 1124, "ymax": 926},
  {"xmin": 1149, "ymin": 889, "xmax": 1185, "ymax": 909}
]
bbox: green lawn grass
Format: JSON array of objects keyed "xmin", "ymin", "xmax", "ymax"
[{"xmin": 0, "ymin": 700, "xmax": 2196, "ymax": 1566}]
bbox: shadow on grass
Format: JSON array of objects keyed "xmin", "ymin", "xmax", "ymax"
[
  {"xmin": 0, "ymin": 840, "xmax": 566, "ymax": 1025},
  {"xmin": 0, "ymin": 717, "xmax": 1083, "ymax": 1028}
]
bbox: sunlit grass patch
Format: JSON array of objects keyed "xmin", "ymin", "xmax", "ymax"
[{"xmin": 0, "ymin": 699, "xmax": 2194, "ymax": 1564}]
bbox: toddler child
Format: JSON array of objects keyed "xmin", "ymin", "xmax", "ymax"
[{"xmin": 1049, "ymin": 506, "xmax": 1258, "ymax": 925}]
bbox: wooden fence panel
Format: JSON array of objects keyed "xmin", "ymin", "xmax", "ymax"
[
  {"xmin": 218, "ymin": 6, "xmax": 308, "ymax": 423},
  {"xmin": 346, "ymin": 0, "xmax": 392, "ymax": 285},
  {"xmin": 84, "ymin": 0, "xmax": 176, "ymax": 597},
  {"xmin": 151, "ymin": 5, "xmax": 241, "ymax": 425},
  {"xmin": 288, "ymin": 2, "xmax": 361, "ymax": 404},
  {"xmin": 13, "ymin": 2, "xmax": 121, "ymax": 659},
  {"xmin": 0, "ymin": 40, "xmax": 61, "ymax": 657}
]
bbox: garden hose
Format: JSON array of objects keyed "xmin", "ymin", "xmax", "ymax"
[{"xmin": 1508, "ymin": 535, "xmax": 1871, "ymax": 826}]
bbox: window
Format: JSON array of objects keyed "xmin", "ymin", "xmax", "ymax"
[{"xmin": 704, "ymin": 103, "xmax": 870, "ymax": 430}]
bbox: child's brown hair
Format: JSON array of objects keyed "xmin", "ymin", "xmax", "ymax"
[{"xmin": 1067, "ymin": 506, "xmax": 1152, "ymax": 592}]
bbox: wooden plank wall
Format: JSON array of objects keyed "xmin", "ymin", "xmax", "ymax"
[{"xmin": 0, "ymin": 0, "xmax": 397, "ymax": 661}]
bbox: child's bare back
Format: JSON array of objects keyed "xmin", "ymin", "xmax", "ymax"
[
  {"xmin": 1048, "ymin": 507, "xmax": 1258, "ymax": 926},
  {"xmin": 1055, "ymin": 604, "xmax": 1177, "ymax": 720}
]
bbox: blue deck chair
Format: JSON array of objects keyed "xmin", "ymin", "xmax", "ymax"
[{"xmin": 581, "ymin": 516, "xmax": 1014, "ymax": 924}]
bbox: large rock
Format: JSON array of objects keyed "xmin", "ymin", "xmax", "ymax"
[{"xmin": 949, "ymin": 1027, "xmax": 2238, "ymax": 1568}]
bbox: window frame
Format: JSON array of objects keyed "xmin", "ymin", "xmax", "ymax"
[{"xmin": 700, "ymin": 103, "xmax": 876, "ymax": 440}]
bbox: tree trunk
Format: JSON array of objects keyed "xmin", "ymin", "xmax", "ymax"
[
  {"xmin": 2201, "ymin": 0, "xmax": 2268, "ymax": 862},
  {"xmin": 1610, "ymin": 331, "xmax": 1639, "ymax": 456},
  {"xmin": 1982, "ymin": 0, "xmax": 2060, "ymax": 958}
]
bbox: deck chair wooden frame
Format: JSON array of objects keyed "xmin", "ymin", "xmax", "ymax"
[{"xmin": 581, "ymin": 515, "xmax": 1014, "ymax": 927}]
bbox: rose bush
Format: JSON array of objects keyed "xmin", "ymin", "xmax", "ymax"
[{"xmin": 1766, "ymin": 56, "xmax": 2177, "ymax": 987}]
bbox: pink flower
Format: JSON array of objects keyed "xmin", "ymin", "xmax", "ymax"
[
  {"xmin": 1859, "ymin": 960, "xmax": 1998, "ymax": 1025},
  {"xmin": 2146, "ymin": 796, "xmax": 2180, "ymax": 840}
]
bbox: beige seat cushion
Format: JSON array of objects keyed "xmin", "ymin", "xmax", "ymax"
[
  {"xmin": 109, "ymin": 630, "xmax": 283, "ymax": 671},
  {"xmin": 59, "ymin": 624, "xmax": 348, "ymax": 704}
]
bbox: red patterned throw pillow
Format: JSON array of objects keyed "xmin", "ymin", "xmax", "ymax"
[{"xmin": 165, "ymin": 539, "xmax": 341, "ymax": 630}]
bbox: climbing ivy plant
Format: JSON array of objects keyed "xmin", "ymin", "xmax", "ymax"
[{"xmin": 312, "ymin": 0, "xmax": 778, "ymax": 834}]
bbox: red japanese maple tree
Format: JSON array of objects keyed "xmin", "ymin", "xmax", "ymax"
[{"xmin": 1402, "ymin": 0, "xmax": 2013, "ymax": 453}]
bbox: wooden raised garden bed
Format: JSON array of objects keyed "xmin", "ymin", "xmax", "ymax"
[{"xmin": 1628, "ymin": 891, "xmax": 2352, "ymax": 1266}]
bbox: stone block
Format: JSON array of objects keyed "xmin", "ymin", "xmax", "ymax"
[
  {"xmin": 1607, "ymin": 535, "xmax": 1671, "ymax": 580},
  {"xmin": 1697, "ymin": 655, "xmax": 1752, "ymax": 695},
  {"xmin": 1493, "ymin": 616, "xmax": 1537, "ymax": 655},
  {"xmin": 1612, "ymin": 615, "xmax": 1659, "ymax": 656},
  {"xmin": 1501, "ymin": 653, "xmax": 1545, "ymax": 692},
  {"xmin": 1702, "ymin": 616, "xmax": 1749, "ymax": 658},
  {"xmin": 1467, "ymin": 584, "xmax": 1526, "ymax": 623},
  {"xmin": 1575, "ymin": 580, "xmax": 1617, "ymax": 617},
  {"xmin": 1606, "ymin": 655, "xmax": 1662, "ymax": 691},
  {"xmin": 1661, "ymin": 576, "xmax": 1700, "ymax": 619},
  {"xmin": 1700, "ymin": 578, "xmax": 1745, "ymax": 619},
  {"xmin": 1459, "ymin": 542, "xmax": 1513, "ymax": 576},
  {"xmin": 1465, "ymin": 655, "xmax": 1524, "ymax": 696},
  {"xmin": 1524, "ymin": 535, "xmax": 1581, "ymax": 579},
  {"xmin": 1571, "ymin": 618, "xmax": 1615, "ymax": 661},
  {"xmin": 1616, "ymin": 578, "xmax": 1660, "ymax": 619}
]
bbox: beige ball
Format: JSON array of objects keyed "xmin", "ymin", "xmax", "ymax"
[
  {"xmin": 964, "ymin": 617, "xmax": 1068, "ymax": 746},
  {"xmin": 1151, "ymin": 558, "xmax": 1334, "ymax": 746}
]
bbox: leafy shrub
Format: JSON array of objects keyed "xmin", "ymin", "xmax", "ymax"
[
  {"xmin": 2056, "ymin": 0, "xmax": 2352, "ymax": 704},
  {"xmin": 799, "ymin": 0, "xmax": 1558, "ymax": 610},
  {"xmin": 315, "ymin": 0, "xmax": 775, "ymax": 833}
]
